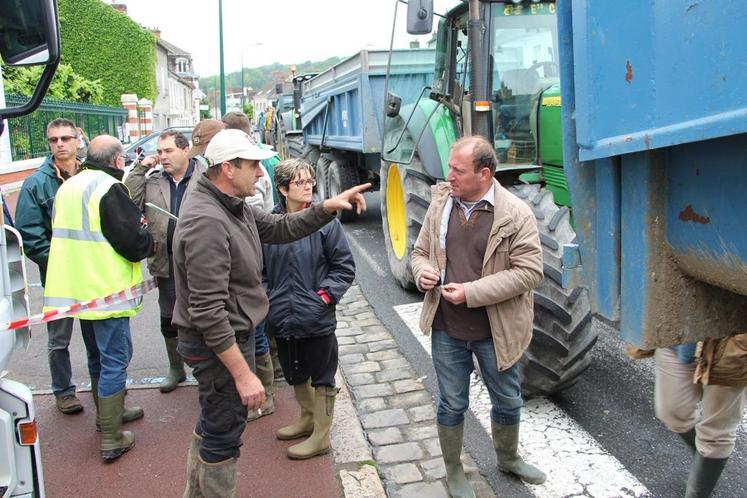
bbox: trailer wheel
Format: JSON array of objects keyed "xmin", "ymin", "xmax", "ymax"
[
  {"xmin": 315, "ymin": 157, "xmax": 330, "ymax": 202},
  {"xmin": 285, "ymin": 135, "xmax": 305, "ymax": 160},
  {"xmin": 381, "ymin": 156, "xmax": 434, "ymax": 290},
  {"xmin": 327, "ymin": 160, "xmax": 360, "ymax": 222},
  {"xmin": 510, "ymin": 184, "xmax": 597, "ymax": 397}
]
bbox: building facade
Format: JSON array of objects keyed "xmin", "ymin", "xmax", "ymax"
[{"xmin": 153, "ymin": 35, "xmax": 202, "ymax": 129}]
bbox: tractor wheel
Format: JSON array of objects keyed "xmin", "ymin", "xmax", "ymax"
[
  {"xmin": 380, "ymin": 155, "xmax": 434, "ymax": 290},
  {"xmin": 327, "ymin": 159, "xmax": 360, "ymax": 222},
  {"xmin": 510, "ymin": 184, "xmax": 597, "ymax": 397}
]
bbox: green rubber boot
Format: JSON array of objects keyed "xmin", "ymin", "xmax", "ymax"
[
  {"xmin": 91, "ymin": 377, "xmax": 143, "ymax": 432},
  {"xmin": 685, "ymin": 453, "xmax": 728, "ymax": 498},
  {"xmin": 247, "ymin": 352, "xmax": 275, "ymax": 422},
  {"xmin": 160, "ymin": 336, "xmax": 187, "ymax": 393},
  {"xmin": 276, "ymin": 380, "xmax": 315, "ymax": 440},
  {"xmin": 438, "ymin": 423, "xmax": 476, "ymax": 498},
  {"xmin": 182, "ymin": 432, "xmax": 203, "ymax": 498},
  {"xmin": 491, "ymin": 421, "xmax": 546, "ymax": 485},
  {"xmin": 99, "ymin": 389, "xmax": 135, "ymax": 462},
  {"xmin": 197, "ymin": 456, "xmax": 237, "ymax": 498},
  {"xmin": 287, "ymin": 386, "xmax": 338, "ymax": 460}
]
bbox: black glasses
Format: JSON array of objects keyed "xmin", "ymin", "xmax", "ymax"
[
  {"xmin": 47, "ymin": 135, "xmax": 77, "ymax": 144},
  {"xmin": 290, "ymin": 179, "xmax": 316, "ymax": 188}
]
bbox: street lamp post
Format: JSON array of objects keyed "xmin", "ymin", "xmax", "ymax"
[{"xmin": 218, "ymin": 0, "xmax": 226, "ymax": 116}]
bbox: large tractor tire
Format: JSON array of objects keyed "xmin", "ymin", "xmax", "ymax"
[
  {"xmin": 510, "ymin": 184, "xmax": 597, "ymax": 397},
  {"xmin": 327, "ymin": 159, "xmax": 360, "ymax": 222},
  {"xmin": 380, "ymin": 155, "xmax": 435, "ymax": 290}
]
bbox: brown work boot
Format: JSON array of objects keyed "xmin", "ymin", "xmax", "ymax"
[{"xmin": 55, "ymin": 393, "xmax": 83, "ymax": 414}]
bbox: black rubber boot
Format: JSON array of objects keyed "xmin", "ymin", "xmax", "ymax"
[
  {"xmin": 685, "ymin": 453, "xmax": 728, "ymax": 498},
  {"xmin": 678, "ymin": 428, "xmax": 696, "ymax": 451}
]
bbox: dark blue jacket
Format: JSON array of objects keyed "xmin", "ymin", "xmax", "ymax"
[
  {"xmin": 262, "ymin": 203, "xmax": 355, "ymax": 339},
  {"xmin": 15, "ymin": 156, "xmax": 62, "ymax": 284}
]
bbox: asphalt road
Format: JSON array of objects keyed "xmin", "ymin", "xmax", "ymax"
[{"xmin": 7, "ymin": 191, "xmax": 746, "ymax": 498}]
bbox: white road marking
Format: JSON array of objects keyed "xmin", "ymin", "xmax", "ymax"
[
  {"xmin": 346, "ymin": 233, "xmax": 387, "ymax": 278},
  {"xmin": 393, "ymin": 301, "xmax": 650, "ymax": 498}
]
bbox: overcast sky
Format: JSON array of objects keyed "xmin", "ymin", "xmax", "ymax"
[{"xmin": 119, "ymin": 0, "xmax": 458, "ymax": 78}]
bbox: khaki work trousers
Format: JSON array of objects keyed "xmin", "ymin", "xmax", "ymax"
[{"xmin": 654, "ymin": 348, "xmax": 745, "ymax": 459}]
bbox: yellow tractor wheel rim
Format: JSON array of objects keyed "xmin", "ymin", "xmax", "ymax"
[{"xmin": 386, "ymin": 164, "xmax": 407, "ymax": 259}]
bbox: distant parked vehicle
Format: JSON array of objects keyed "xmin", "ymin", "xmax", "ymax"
[{"xmin": 123, "ymin": 126, "xmax": 192, "ymax": 166}]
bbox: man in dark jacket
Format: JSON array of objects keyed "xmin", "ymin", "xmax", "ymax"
[
  {"xmin": 15, "ymin": 118, "xmax": 96, "ymax": 415},
  {"xmin": 125, "ymin": 130, "xmax": 205, "ymax": 393},
  {"xmin": 174, "ymin": 129, "xmax": 368, "ymax": 497}
]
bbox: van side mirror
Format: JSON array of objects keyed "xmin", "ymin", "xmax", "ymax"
[
  {"xmin": 407, "ymin": 0, "xmax": 434, "ymax": 35},
  {"xmin": 0, "ymin": 0, "xmax": 60, "ymax": 66}
]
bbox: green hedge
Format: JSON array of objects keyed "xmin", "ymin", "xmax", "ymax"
[{"xmin": 58, "ymin": 0, "xmax": 156, "ymax": 106}]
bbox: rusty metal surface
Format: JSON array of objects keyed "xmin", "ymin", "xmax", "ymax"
[{"xmin": 37, "ymin": 384, "xmax": 341, "ymax": 498}]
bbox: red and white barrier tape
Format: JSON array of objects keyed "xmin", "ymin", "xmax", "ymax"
[{"xmin": 0, "ymin": 278, "xmax": 158, "ymax": 331}]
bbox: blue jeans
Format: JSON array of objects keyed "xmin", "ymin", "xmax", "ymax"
[
  {"xmin": 255, "ymin": 321, "xmax": 269, "ymax": 356},
  {"xmin": 88, "ymin": 317, "xmax": 133, "ymax": 397},
  {"xmin": 431, "ymin": 329, "xmax": 523, "ymax": 427},
  {"xmin": 47, "ymin": 317, "xmax": 97, "ymax": 396}
]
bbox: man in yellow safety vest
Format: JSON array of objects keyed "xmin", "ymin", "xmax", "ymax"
[{"xmin": 44, "ymin": 135, "xmax": 155, "ymax": 462}]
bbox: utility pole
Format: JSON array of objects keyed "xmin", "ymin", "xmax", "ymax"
[{"xmin": 218, "ymin": 0, "xmax": 226, "ymax": 116}]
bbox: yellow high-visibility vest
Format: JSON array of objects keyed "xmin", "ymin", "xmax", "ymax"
[{"xmin": 43, "ymin": 169, "xmax": 143, "ymax": 320}]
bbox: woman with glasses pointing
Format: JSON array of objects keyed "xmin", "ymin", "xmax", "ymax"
[{"xmin": 262, "ymin": 158, "xmax": 355, "ymax": 460}]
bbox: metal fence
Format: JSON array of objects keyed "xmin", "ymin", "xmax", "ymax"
[{"xmin": 5, "ymin": 95, "xmax": 128, "ymax": 161}]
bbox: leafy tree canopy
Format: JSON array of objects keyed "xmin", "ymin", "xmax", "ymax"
[{"xmin": 2, "ymin": 63, "xmax": 105, "ymax": 103}]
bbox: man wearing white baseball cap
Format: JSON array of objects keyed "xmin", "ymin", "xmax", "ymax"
[{"xmin": 172, "ymin": 128, "xmax": 370, "ymax": 497}]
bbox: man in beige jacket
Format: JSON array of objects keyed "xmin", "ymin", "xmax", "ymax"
[{"xmin": 411, "ymin": 136, "xmax": 545, "ymax": 497}]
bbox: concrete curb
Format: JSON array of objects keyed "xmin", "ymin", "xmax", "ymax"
[{"xmin": 333, "ymin": 369, "xmax": 387, "ymax": 497}]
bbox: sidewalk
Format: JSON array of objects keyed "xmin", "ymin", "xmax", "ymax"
[
  {"xmin": 334, "ymin": 285, "xmax": 494, "ymax": 498},
  {"xmin": 36, "ymin": 284, "xmax": 495, "ymax": 497}
]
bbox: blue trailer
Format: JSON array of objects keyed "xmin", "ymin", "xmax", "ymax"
[
  {"xmin": 282, "ymin": 48, "xmax": 434, "ymax": 220},
  {"xmin": 557, "ymin": 0, "xmax": 747, "ymax": 348}
]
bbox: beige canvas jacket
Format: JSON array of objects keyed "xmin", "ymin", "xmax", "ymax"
[{"xmin": 411, "ymin": 179, "xmax": 543, "ymax": 370}]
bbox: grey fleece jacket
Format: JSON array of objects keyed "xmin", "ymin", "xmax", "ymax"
[{"xmin": 171, "ymin": 174, "xmax": 335, "ymax": 353}]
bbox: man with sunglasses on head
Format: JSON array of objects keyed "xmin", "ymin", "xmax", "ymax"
[{"xmin": 16, "ymin": 118, "xmax": 98, "ymax": 415}]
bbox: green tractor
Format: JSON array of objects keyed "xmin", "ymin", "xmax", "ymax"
[{"xmin": 381, "ymin": 0, "xmax": 594, "ymax": 396}]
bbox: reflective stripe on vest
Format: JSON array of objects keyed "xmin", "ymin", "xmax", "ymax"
[{"xmin": 43, "ymin": 169, "xmax": 144, "ymax": 320}]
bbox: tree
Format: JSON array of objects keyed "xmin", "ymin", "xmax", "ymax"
[
  {"xmin": 57, "ymin": 0, "xmax": 156, "ymax": 106},
  {"xmin": 2, "ymin": 63, "xmax": 104, "ymax": 103},
  {"xmin": 243, "ymin": 102, "xmax": 254, "ymax": 120},
  {"xmin": 199, "ymin": 97, "xmax": 211, "ymax": 120}
]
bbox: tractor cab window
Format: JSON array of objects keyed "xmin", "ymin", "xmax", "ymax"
[{"xmin": 490, "ymin": 2, "xmax": 559, "ymax": 165}]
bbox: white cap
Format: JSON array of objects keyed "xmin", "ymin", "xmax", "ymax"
[{"xmin": 204, "ymin": 129, "xmax": 276, "ymax": 166}]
